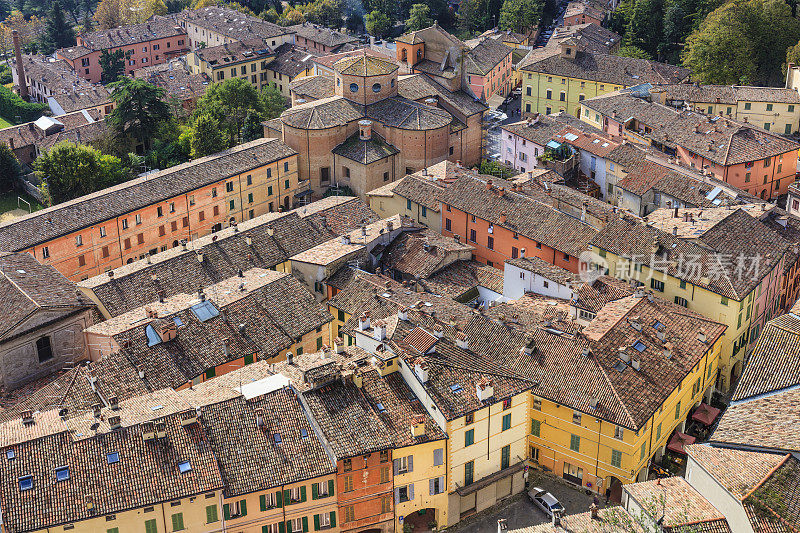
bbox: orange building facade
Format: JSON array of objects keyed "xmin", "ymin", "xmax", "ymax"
[
  {"xmin": 336, "ymin": 452, "xmax": 395, "ymax": 533},
  {"xmin": 0, "ymin": 139, "xmax": 301, "ymax": 281}
]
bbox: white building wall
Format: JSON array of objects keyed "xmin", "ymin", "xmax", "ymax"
[
  {"xmin": 502, "ymin": 263, "xmax": 574, "ymax": 300},
  {"xmin": 685, "ymin": 454, "xmax": 756, "ymax": 533}
]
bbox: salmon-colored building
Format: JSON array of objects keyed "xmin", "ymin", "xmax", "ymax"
[
  {"xmin": 0, "ymin": 138, "xmax": 302, "ymax": 281},
  {"xmin": 581, "ymin": 92, "xmax": 800, "ymax": 200},
  {"xmin": 56, "ymin": 16, "xmax": 188, "ymax": 82},
  {"xmin": 464, "ymin": 37, "xmax": 514, "ymax": 102},
  {"xmin": 438, "ymin": 174, "xmax": 598, "ymax": 273}
]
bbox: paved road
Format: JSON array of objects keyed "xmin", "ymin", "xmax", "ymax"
[
  {"xmin": 485, "ymin": 97, "xmax": 522, "ymax": 162},
  {"xmin": 448, "ymin": 472, "xmax": 600, "ymax": 532}
]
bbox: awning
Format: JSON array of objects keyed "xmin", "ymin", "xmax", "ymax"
[
  {"xmin": 691, "ymin": 403, "xmax": 721, "ymax": 426},
  {"xmin": 667, "ymin": 431, "xmax": 696, "ymax": 455},
  {"xmin": 486, "ymin": 93, "xmax": 506, "ymax": 110}
]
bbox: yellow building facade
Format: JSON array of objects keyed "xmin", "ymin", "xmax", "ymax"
[
  {"xmin": 521, "ymin": 70, "xmax": 624, "ymax": 117},
  {"xmin": 392, "ymin": 439, "xmax": 449, "ymax": 531}
]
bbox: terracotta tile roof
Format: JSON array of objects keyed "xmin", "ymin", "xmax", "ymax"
[
  {"xmin": 546, "ymin": 23, "xmax": 621, "ymax": 55},
  {"xmin": 0, "ymin": 138, "xmax": 296, "ymax": 252},
  {"xmin": 396, "ymin": 24, "xmax": 468, "ymax": 48},
  {"xmin": 711, "ymin": 387, "xmax": 800, "ymax": 453},
  {"xmin": 686, "ymin": 444, "xmax": 786, "ymax": 499},
  {"xmin": 624, "ymin": 477, "xmax": 731, "ymax": 532},
  {"xmin": 280, "ymin": 96, "xmax": 364, "ymax": 129},
  {"xmin": 331, "ymin": 131, "xmax": 399, "ymax": 164},
  {"xmin": 582, "ymin": 92, "xmax": 800, "ymax": 165},
  {"xmin": 465, "ymin": 38, "xmax": 512, "ymax": 76},
  {"xmin": 133, "ymin": 59, "xmax": 209, "ymax": 103},
  {"xmin": 397, "ymin": 74, "xmax": 487, "ymax": 118},
  {"xmin": 382, "ymin": 229, "xmax": 474, "ymax": 279},
  {"xmin": 55, "ymin": 45, "xmax": 92, "ymax": 60},
  {"xmin": 266, "ymin": 43, "xmax": 319, "ymax": 77},
  {"xmin": 288, "ymin": 23, "xmax": 358, "ymax": 49},
  {"xmin": 0, "ymin": 109, "xmax": 102, "ymax": 152},
  {"xmin": 300, "ymin": 363, "xmax": 446, "ymax": 457},
  {"xmin": 78, "ymin": 210, "xmax": 329, "ymax": 317},
  {"xmin": 564, "ymin": 0, "xmax": 608, "ymax": 20},
  {"xmin": 90, "ymin": 270, "xmax": 331, "ymax": 390},
  {"xmin": 590, "ymin": 209, "xmax": 789, "ymax": 299},
  {"xmin": 520, "ymin": 51, "xmax": 690, "ymax": 86},
  {"xmin": 0, "ymin": 411, "xmax": 224, "ymax": 533},
  {"xmin": 390, "ymin": 174, "xmax": 447, "ymax": 211},
  {"xmin": 288, "ymin": 74, "xmax": 334, "ymax": 100},
  {"xmin": 366, "ymin": 97, "xmax": 454, "ymax": 130},
  {"xmin": 311, "ymin": 47, "xmax": 392, "ymax": 69},
  {"xmin": 296, "ymin": 196, "xmax": 379, "ymax": 235},
  {"xmin": 334, "ymin": 54, "xmax": 398, "ymax": 76},
  {"xmin": 78, "ymin": 16, "xmax": 185, "ymax": 50},
  {"xmin": 743, "ymin": 455, "xmax": 800, "ymax": 532},
  {"xmin": 0, "ymin": 253, "xmax": 92, "ymax": 342},
  {"xmin": 651, "ymin": 84, "xmax": 800, "ymax": 105},
  {"xmin": 201, "ymin": 388, "xmax": 335, "ymax": 497},
  {"xmin": 403, "ymin": 327, "xmax": 439, "ymax": 353},
  {"xmin": 193, "ymin": 37, "xmax": 274, "ymax": 66},
  {"xmin": 176, "ymin": 6, "xmax": 292, "ymax": 40},
  {"xmin": 732, "ymin": 312, "xmax": 800, "ymax": 401},
  {"xmin": 421, "ymin": 260, "xmax": 504, "ymax": 296},
  {"xmin": 572, "ymin": 275, "xmax": 634, "ymax": 313},
  {"xmin": 438, "ymin": 174, "xmax": 599, "ymax": 257},
  {"xmin": 510, "ymin": 508, "xmax": 646, "ymax": 532},
  {"xmin": 14, "ymin": 55, "xmax": 112, "ymax": 114},
  {"xmin": 505, "ymin": 256, "xmax": 575, "ymax": 286}
]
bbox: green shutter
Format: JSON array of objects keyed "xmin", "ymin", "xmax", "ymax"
[
  {"xmin": 223, "ymin": 503, "xmax": 230, "ymax": 520},
  {"xmin": 300, "ymin": 485, "xmax": 307, "ymax": 502},
  {"xmin": 279, "ymin": 522, "xmax": 285, "ymax": 533},
  {"xmin": 240, "ymin": 499, "xmax": 247, "ymax": 517},
  {"xmin": 260, "ymin": 494, "xmax": 267, "ymax": 511},
  {"xmin": 276, "ymin": 490, "xmax": 283, "ymax": 508},
  {"xmin": 284, "ymin": 489, "xmax": 291, "ymax": 505},
  {"xmin": 108, "ymin": 529, "xmax": 119, "ymax": 533},
  {"xmin": 286, "ymin": 521, "xmax": 292, "ymax": 533},
  {"xmin": 531, "ymin": 419, "xmax": 540, "ymax": 436},
  {"xmin": 330, "ymin": 511, "xmax": 336, "ymax": 527},
  {"xmin": 328, "ymin": 479, "xmax": 335, "ymax": 496},
  {"xmin": 312, "ymin": 483, "xmax": 318, "ymax": 500},
  {"xmin": 314, "ymin": 514, "xmax": 320, "ymax": 531},
  {"xmin": 302, "ymin": 516, "xmax": 309, "ymax": 532},
  {"xmin": 206, "ymin": 505, "xmax": 218, "ymax": 523},
  {"xmin": 263, "ymin": 527, "xmax": 270, "ymax": 533},
  {"xmin": 206, "ymin": 367, "xmax": 216, "ymax": 379},
  {"xmin": 172, "ymin": 512, "xmax": 184, "ymax": 531},
  {"xmin": 145, "ymin": 519, "xmax": 158, "ymax": 533}
]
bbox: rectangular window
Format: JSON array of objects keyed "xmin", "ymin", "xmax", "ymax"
[
  {"xmin": 674, "ymin": 296, "xmax": 688, "ymax": 307},
  {"xmin": 36, "ymin": 336, "xmax": 53, "ymax": 362},
  {"xmin": 501, "ymin": 444, "xmax": 510, "ymax": 469},
  {"xmin": 573, "ymin": 411, "xmax": 581, "ymax": 425},
  {"xmin": 744, "ymin": 102, "xmax": 751, "ymax": 110},
  {"xmin": 465, "ymin": 428, "xmax": 474, "ymax": 446},
  {"xmin": 531, "ymin": 419, "xmax": 541, "ymax": 436},
  {"xmin": 135, "ymin": 214, "xmax": 142, "ymax": 225},
  {"xmin": 206, "ymin": 505, "xmax": 218, "ymax": 523},
  {"xmin": 470, "ymin": 229, "xmax": 476, "ymax": 242},
  {"xmin": 487, "ymin": 236, "xmax": 494, "ymax": 250},
  {"xmin": 610, "ymin": 449, "xmax": 622, "ymax": 468},
  {"xmin": 675, "ymin": 401, "xmax": 681, "ymax": 420},
  {"xmin": 171, "ymin": 513, "xmax": 184, "ymax": 531},
  {"xmin": 502, "ymin": 413, "xmax": 511, "ymax": 431},
  {"xmin": 767, "ymin": 103, "xmax": 773, "ymax": 111},
  {"xmin": 464, "ymin": 460, "xmax": 474, "ymax": 485},
  {"xmin": 569, "ymin": 434, "xmax": 580, "ymax": 452},
  {"xmin": 344, "ymin": 475, "xmax": 353, "ymax": 492},
  {"xmin": 145, "ymin": 520, "xmax": 158, "ymax": 533},
  {"xmin": 651, "ymin": 278, "xmax": 664, "ymax": 291},
  {"xmin": 445, "ymin": 218, "xmax": 452, "ymax": 231},
  {"xmin": 42, "ymin": 246, "xmax": 50, "ymax": 259},
  {"xmin": 656, "ymin": 422, "xmax": 662, "ymax": 441},
  {"xmin": 343, "ymin": 505, "xmax": 355, "ymax": 523},
  {"xmin": 75, "ymin": 234, "xmax": 83, "ymax": 246},
  {"xmin": 614, "ymin": 426, "xmax": 624, "ymax": 440}
]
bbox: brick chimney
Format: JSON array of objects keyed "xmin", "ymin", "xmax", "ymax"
[{"xmin": 12, "ymin": 30, "xmax": 27, "ymax": 100}]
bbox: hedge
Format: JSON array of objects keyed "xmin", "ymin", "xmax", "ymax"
[{"xmin": 0, "ymin": 84, "xmax": 48, "ymax": 124}]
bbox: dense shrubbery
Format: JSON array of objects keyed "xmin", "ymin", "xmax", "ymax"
[{"xmin": 0, "ymin": 84, "xmax": 48, "ymax": 123}]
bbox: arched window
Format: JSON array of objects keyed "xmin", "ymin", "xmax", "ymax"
[{"xmin": 401, "ymin": 48, "xmax": 407, "ymax": 61}]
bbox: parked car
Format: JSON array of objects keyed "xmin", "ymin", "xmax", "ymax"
[{"xmin": 528, "ymin": 487, "xmax": 565, "ymax": 518}]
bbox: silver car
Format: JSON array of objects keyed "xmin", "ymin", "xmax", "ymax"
[{"xmin": 527, "ymin": 487, "xmax": 565, "ymax": 518}]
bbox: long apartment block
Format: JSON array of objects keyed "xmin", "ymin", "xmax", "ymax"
[{"xmin": 0, "ymin": 138, "xmax": 305, "ymax": 281}]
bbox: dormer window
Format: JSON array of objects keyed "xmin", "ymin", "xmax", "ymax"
[
  {"xmin": 18, "ymin": 475, "xmax": 33, "ymax": 491},
  {"xmin": 178, "ymin": 461, "xmax": 191, "ymax": 473},
  {"xmin": 106, "ymin": 452, "xmax": 120, "ymax": 464},
  {"xmin": 566, "ymin": 47, "xmax": 572, "ymax": 55},
  {"xmin": 55, "ymin": 466, "xmax": 70, "ymax": 481},
  {"xmin": 6, "ymin": 449, "xmax": 15, "ymax": 460}
]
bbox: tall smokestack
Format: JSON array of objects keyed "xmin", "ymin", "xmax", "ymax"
[{"xmin": 12, "ymin": 30, "xmax": 27, "ymax": 100}]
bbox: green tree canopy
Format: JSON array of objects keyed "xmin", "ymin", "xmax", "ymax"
[
  {"xmin": 0, "ymin": 143, "xmax": 21, "ymax": 190},
  {"xmin": 100, "ymin": 49, "xmax": 126, "ymax": 84},
  {"xmin": 624, "ymin": 0, "xmax": 663, "ymax": 59},
  {"xmin": 616, "ymin": 44, "xmax": 651, "ymax": 59},
  {"xmin": 108, "ymin": 77, "xmax": 172, "ymax": 148},
  {"xmin": 406, "ymin": 3, "xmax": 432, "ymax": 30},
  {"xmin": 259, "ymin": 83, "xmax": 286, "ymax": 119},
  {"xmin": 499, "ymin": 0, "xmax": 543, "ymax": 33},
  {"xmin": 194, "ymin": 78, "xmax": 268, "ymax": 145},
  {"xmin": 365, "ymin": 9, "xmax": 390, "ymax": 37},
  {"xmin": 35, "ymin": 141, "xmax": 128, "ymax": 205},
  {"xmin": 682, "ymin": 0, "xmax": 800, "ymax": 85},
  {"xmin": 40, "ymin": 1, "xmax": 76, "ymax": 54},
  {"xmin": 190, "ymin": 113, "xmax": 227, "ymax": 158}
]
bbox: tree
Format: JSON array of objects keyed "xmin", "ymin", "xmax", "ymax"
[
  {"xmin": 94, "ymin": 0, "xmax": 168, "ymax": 29},
  {"xmin": 0, "ymin": 14, "xmax": 44, "ymax": 68},
  {"xmin": 458, "ymin": 0, "xmax": 490, "ymax": 35},
  {"xmin": 100, "ymin": 49, "xmax": 126, "ymax": 83},
  {"xmin": 788, "ymin": 39, "xmax": 800, "ymax": 69},
  {"xmin": 190, "ymin": 113, "xmax": 227, "ymax": 158},
  {"xmin": 625, "ymin": 0, "xmax": 663, "ymax": 59},
  {"xmin": 35, "ymin": 141, "xmax": 128, "ymax": 205},
  {"xmin": 259, "ymin": 83, "xmax": 286, "ymax": 119},
  {"xmin": 80, "ymin": 8, "xmax": 94, "ymax": 33},
  {"xmin": 616, "ymin": 44, "xmax": 651, "ymax": 59},
  {"xmin": 40, "ymin": 1, "xmax": 76, "ymax": 54},
  {"xmin": 406, "ymin": 3, "xmax": 432, "ymax": 30},
  {"xmin": 682, "ymin": 0, "xmax": 800, "ymax": 85},
  {"xmin": 108, "ymin": 78, "xmax": 172, "ymax": 149},
  {"xmin": 0, "ymin": 143, "xmax": 20, "ymax": 190},
  {"xmin": 240, "ymin": 110, "xmax": 265, "ymax": 143},
  {"xmin": 194, "ymin": 77, "xmax": 267, "ymax": 144},
  {"xmin": 364, "ymin": 9, "xmax": 390, "ymax": 37},
  {"xmin": 499, "ymin": 0, "xmax": 543, "ymax": 32}
]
